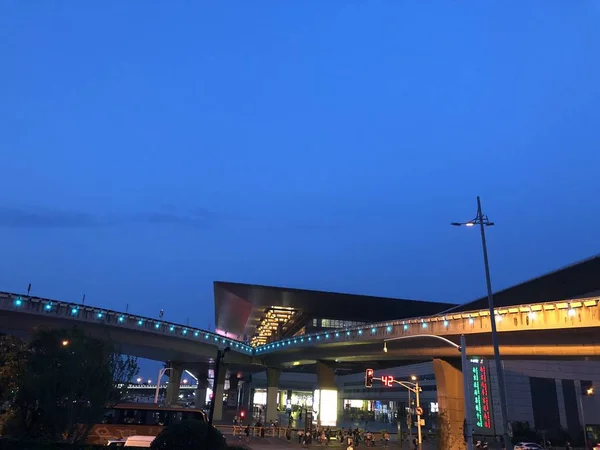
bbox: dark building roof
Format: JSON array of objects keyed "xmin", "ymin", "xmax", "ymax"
[
  {"xmin": 213, "ymin": 281, "xmax": 456, "ymax": 340},
  {"xmin": 450, "ymin": 254, "xmax": 600, "ymax": 313}
]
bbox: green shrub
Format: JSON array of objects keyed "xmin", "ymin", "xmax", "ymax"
[{"xmin": 150, "ymin": 420, "xmax": 226, "ymax": 450}]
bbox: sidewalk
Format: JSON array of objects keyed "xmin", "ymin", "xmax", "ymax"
[{"xmin": 227, "ymin": 436, "xmax": 438, "ymax": 450}]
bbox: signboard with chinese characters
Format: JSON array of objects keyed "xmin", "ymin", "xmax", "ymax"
[{"xmin": 470, "ymin": 359, "xmax": 494, "ymax": 435}]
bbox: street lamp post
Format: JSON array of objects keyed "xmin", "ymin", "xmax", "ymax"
[
  {"xmin": 380, "ymin": 376, "xmax": 421, "ymax": 448},
  {"xmin": 578, "ymin": 386, "xmax": 594, "ymax": 448},
  {"xmin": 452, "ymin": 196, "xmax": 511, "ymax": 450},
  {"xmin": 412, "ymin": 376, "xmax": 422, "ymax": 447},
  {"xmin": 384, "ymin": 334, "xmax": 474, "ymax": 450}
]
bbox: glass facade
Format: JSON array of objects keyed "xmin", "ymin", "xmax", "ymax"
[{"xmin": 312, "ymin": 318, "xmax": 365, "ymax": 328}]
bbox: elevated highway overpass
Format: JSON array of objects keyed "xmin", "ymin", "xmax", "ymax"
[
  {"xmin": 254, "ymin": 296, "xmax": 600, "ymax": 365},
  {"xmin": 2, "ymin": 286, "xmax": 600, "ymax": 448},
  {"xmin": 0, "ymin": 292, "xmax": 254, "ymax": 366}
]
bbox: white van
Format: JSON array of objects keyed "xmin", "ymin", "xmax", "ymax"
[{"xmin": 124, "ymin": 435, "xmax": 155, "ymax": 447}]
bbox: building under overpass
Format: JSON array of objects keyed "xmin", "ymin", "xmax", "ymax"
[
  {"xmin": 213, "ymin": 255, "xmax": 600, "ymax": 444},
  {"xmin": 214, "ymin": 281, "xmax": 456, "ymax": 347}
]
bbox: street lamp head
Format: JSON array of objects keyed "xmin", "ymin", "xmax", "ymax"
[
  {"xmin": 465, "ymin": 222, "xmax": 475, "ymax": 227},
  {"xmin": 486, "ymin": 222, "xmax": 495, "ymax": 227},
  {"xmin": 410, "ymin": 375, "xmax": 417, "ymax": 381},
  {"xmin": 61, "ymin": 340, "xmax": 69, "ymax": 347},
  {"xmin": 383, "ymin": 342, "xmax": 388, "ymax": 353},
  {"xmin": 224, "ymin": 346, "xmax": 231, "ymax": 353},
  {"xmin": 450, "ymin": 222, "xmax": 462, "ymax": 227}
]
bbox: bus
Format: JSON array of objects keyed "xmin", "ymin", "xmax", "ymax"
[{"xmin": 86, "ymin": 403, "xmax": 206, "ymax": 445}]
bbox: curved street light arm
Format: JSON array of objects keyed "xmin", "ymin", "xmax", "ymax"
[{"xmin": 383, "ymin": 334, "xmax": 461, "ymax": 352}]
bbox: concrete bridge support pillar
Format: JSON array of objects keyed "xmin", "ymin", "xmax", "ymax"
[
  {"xmin": 213, "ymin": 363, "xmax": 228, "ymax": 421},
  {"xmin": 316, "ymin": 361, "xmax": 338, "ymax": 427},
  {"xmin": 266, "ymin": 368, "xmax": 280, "ymax": 422},
  {"xmin": 165, "ymin": 362, "xmax": 183, "ymax": 406},
  {"xmin": 279, "ymin": 389, "xmax": 286, "ymax": 410},
  {"xmin": 195, "ymin": 373, "xmax": 209, "ymax": 410},
  {"xmin": 433, "ymin": 358, "xmax": 467, "ymax": 450},
  {"xmin": 228, "ymin": 375, "xmax": 239, "ymax": 410},
  {"xmin": 241, "ymin": 375, "xmax": 252, "ymax": 414}
]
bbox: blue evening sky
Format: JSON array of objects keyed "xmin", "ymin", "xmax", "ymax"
[{"xmin": 1, "ymin": 2, "xmax": 599, "ymax": 375}]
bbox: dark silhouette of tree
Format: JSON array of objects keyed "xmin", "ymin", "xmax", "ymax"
[
  {"xmin": 151, "ymin": 420, "xmax": 227, "ymax": 450},
  {"xmin": 0, "ymin": 335, "xmax": 28, "ymax": 408},
  {"xmin": 0, "ymin": 327, "xmax": 138, "ymax": 443}
]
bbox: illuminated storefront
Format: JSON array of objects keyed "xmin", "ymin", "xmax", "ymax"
[{"xmin": 313, "ymin": 389, "xmax": 338, "ymax": 427}]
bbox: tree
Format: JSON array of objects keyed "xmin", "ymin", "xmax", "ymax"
[
  {"xmin": 435, "ymin": 411, "xmax": 461, "ymax": 450},
  {"xmin": 0, "ymin": 327, "xmax": 138, "ymax": 442},
  {"xmin": 151, "ymin": 420, "xmax": 227, "ymax": 450},
  {"xmin": 0, "ymin": 335, "xmax": 28, "ymax": 408}
]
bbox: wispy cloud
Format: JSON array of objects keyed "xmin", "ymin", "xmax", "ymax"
[
  {"xmin": 0, "ymin": 205, "xmax": 344, "ymax": 233},
  {"xmin": 0, "ymin": 206, "xmax": 215, "ymax": 229},
  {"xmin": 0, "ymin": 207, "xmax": 101, "ymax": 228}
]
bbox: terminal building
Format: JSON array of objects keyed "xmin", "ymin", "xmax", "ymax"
[{"xmin": 207, "ymin": 256, "xmax": 600, "ymax": 441}]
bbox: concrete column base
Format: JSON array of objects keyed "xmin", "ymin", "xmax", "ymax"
[
  {"xmin": 433, "ymin": 358, "xmax": 467, "ymax": 450},
  {"xmin": 266, "ymin": 368, "xmax": 280, "ymax": 422},
  {"xmin": 165, "ymin": 362, "xmax": 183, "ymax": 406},
  {"xmin": 316, "ymin": 361, "xmax": 338, "ymax": 427},
  {"xmin": 213, "ymin": 363, "xmax": 228, "ymax": 421}
]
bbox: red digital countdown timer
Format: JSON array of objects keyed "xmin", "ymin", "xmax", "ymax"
[{"xmin": 381, "ymin": 375, "xmax": 395, "ymax": 387}]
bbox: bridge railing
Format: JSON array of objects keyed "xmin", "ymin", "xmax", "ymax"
[
  {"xmin": 254, "ymin": 296, "xmax": 600, "ymax": 354},
  {"xmin": 0, "ymin": 292, "xmax": 253, "ymax": 354}
]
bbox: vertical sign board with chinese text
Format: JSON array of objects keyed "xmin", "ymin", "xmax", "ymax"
[{"xmin": 470, "ymin": 359, "xmax": 495, "ymax": 436}]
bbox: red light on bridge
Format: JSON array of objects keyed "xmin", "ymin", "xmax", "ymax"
[
  {"xmin": 381, "ymin": 375, "xmax": 395, "ymax": 387},
  {"xmin": 365, "ymin": 369, "xmax": 374, "ymax": 388}
]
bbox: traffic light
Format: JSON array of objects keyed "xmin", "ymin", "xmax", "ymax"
[{"xmin": 365, "ymin": 368, "xmax": 374, "ymax": 388}]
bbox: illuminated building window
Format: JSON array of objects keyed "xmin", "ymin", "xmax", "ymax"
[{"xmin": 250, "ymin": 306, "xmax": 297, "ymax": 347}]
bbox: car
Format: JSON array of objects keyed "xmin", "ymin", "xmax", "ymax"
[
  {"xmin": 123, "ymin": 435, "xmax": 155, "ymax": 448},
  {"xmin": 513, "ymin": 444, "xmax": 543, "ymax": 450},
  {"xmin": 593, "ymin": 443, "xmax": 600, "ymax": 450}
]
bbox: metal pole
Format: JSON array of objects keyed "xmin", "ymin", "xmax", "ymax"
[
  {"xmin": 477, "ymin": 196, "xmax": 510, "ymax": 450},
  {"xmin": 416, "ymin": 381, "xmax": 422, "ymax": 448},
  {"xmin": 461, "ymin": 335, "xmax": 474, "ymax": 450},
  {"xmin": 408, "ymin": 388, "xmax": 412, "ymax": 442},
  {"xmin": 578, "ymin": 391, "xmax": 587, "ymax": 449}
]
